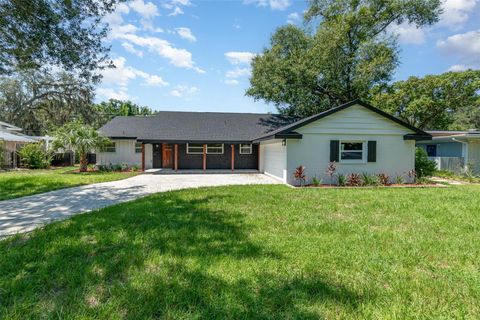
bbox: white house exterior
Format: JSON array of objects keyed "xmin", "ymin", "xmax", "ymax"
[
  {"xmin": 98, "ymin": 100, "xmax": 430, "ymax": 185},
  {"xmin": 258, "ymin": 104, "xmax": 421, "ymax": 184}
]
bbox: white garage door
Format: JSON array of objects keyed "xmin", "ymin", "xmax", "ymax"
[{"xmin": 262, "ymin": 142, "xmax": 286, "ymax": 182}]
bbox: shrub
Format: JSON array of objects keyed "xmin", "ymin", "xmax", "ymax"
[
  {"xmin": 121, "ymin": 163, "xmax": 129, "ymax": 171},
  {"xmin": 311, "ymin": 176, "xmax": 321, "ymax": 186},
  {"xmin": 415, "ymin": 147, "xmax": 436, "ymax": 178},
  {"xmin": 0, "ymin": 140, "xmax": 5, "ymax": 167},
  {"xmin": 346, "ymin": 173, "xmax": 362, "ymax": 187},
  {"xmin": 361, "ymin": 173, "xmax": 379, "ymax": 186},
  {"xmin": 294, "ymin": 165, "xmax": 307, "ymax": 186},
  {"xmin": 377, "ymin": 173, "xmax": 390, "ymax": 186},
  {"xmin": 112, "ymin": 163, "xmax": 122, "ymax": 171},
  {"xmin": 407, "ymin": 169, "xmax": 417, "ymax": 183},
  {"xmin": 325, "ymin": 161, "xmax": 337, "ymax": 184},
  {"xmin": 17, "ymin": 143, "xmax": 52, "ymax": 169},
  {"xmin": 394, "ymin": 175, "xmax": 405, "ymax": 184},
  {"xmin": 87, "ymin": 163, "xmax": 94, "ymax": 171},
  {"xmin": 337, "ymin": 174, "xmax": 346, "ymax": 186},
  {"xmin": 131, "ymin": 164, "xmax": 140, "ymax": 172}
]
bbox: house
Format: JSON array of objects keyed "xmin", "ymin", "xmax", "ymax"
[
  {"xmin": 417, "ymin": 130, "xmax": 480, "ymax": 174},
  {"xmin": 0, "ymin": 121, "xmax": 37, "ymax": 168},
  {"xmin": 98, "ymin": 100, "xmax": 431, "ymax": 185}
]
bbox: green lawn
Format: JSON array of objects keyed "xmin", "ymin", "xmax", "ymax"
[
  {"xmin": 0, "ymin": 167, "xmax": 138, "ymax": 201},
  {"xmin": 1, "ymin": 185, "xmax": 479, "ymax": 319}
]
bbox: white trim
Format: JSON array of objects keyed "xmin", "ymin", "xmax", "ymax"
[
  {"xmin": 186, "ymin": 143, "xmax": 204, "ymax": 154},
  {"xmin": 207, "ymin": 143, "xmax": 224, "ymax": 155},
  {"xmin": 239, "ymin": 143, "xmax": 252, "ymax": 155},
  {"xmin": 339, "ymin": 140, "xmax": 366, "ymax": 164}
]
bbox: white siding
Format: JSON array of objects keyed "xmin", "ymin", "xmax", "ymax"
[
  {"xmin": 285, "ymin": 104, "xmax": 416, "ymax": 185},
  {"xmin": 144, "ymin": 143, "xmax": 153, "ymax": 169},
  {"xmin": 260, "ymin": 141, "xmax": 287, "ymax": 182},
  {"xmin": 96, "ymin": 139, "xmax": 141, "ymax": 166}
]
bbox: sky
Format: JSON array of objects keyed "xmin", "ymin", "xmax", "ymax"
[{"xmin": 98, "ymin": 0, "xmax": 480, "ymax": 114}]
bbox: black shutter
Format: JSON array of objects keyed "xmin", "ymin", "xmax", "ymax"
[
  {"xmin": 367, "ymin": 141, "xmax": 377, "ymax": 162},
  {"xmin": 330, "ymin": 140, "xmax": 339, "ymax": 162}
]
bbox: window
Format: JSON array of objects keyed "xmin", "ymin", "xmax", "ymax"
[
  {"xmin": 207, "ymin": 143, "xmax": 224, "ymax": 154},
  {"xmin": 187, "ymin": 143, "xmax": 204, "ymax": 154},
  {"xmin": 340, "ymin": 141, "xmax": 364, "ymax": 162},
  {"xmin": 186, "ymin": 143, "xmax": 224, "ymax": 154},
  {"xmin": 239, "ymin": 144, "xmax": 252, "ymax": 154},
  {"xmin": 101, "ymin": 142, "xmax": 116, "ymax": 153},
  {"xmin": 135, "ymin": 142, "xmax": 142, "ymax": 153}
]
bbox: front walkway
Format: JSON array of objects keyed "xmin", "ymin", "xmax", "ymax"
[{"xmin": 0, "ymin": 173, "xmax": 281, "ymax": 238}]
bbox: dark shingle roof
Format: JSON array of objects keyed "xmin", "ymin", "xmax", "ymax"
[{"xmin": 99, "ymin": 111, "xmax": 298, "ymax": 142}]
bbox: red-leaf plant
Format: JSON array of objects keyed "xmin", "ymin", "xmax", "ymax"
[
  {"xmin": 294, "ymin": 165, "xmax": 307, "ymax": 186},
  {"xmin": 346, "ymin": 173, "xmax": 362, "ymax": 187},
  {"xmin": 377, "ymin": 173, "xmax": 390, "ymax": 186}
]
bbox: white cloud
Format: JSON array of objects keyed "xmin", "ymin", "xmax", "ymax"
[
  {"xmin": 97, "ymin": 88, "xmax": 130, "ymax": 100},
  {"xmin": 287, "ymin": 12, "xmax": 301, "ymax": 24},
  {"xmin": 226, "ymin": 67, "xmax": 251, "ymax": 78},
  {"xmin": 129, "ymin": 0, "xmax": 159, "ymax": 19},
  {"xmin": 102, "ymin": 57, "xmax": 168, "ymax": 87},
  {"xmin": 225, "ymin": 51, "xmax": 255, "ymax": 65},
  {"xmin": 113, "ymin": 33, "xmax": 205, "ymax": 73},
  {"xmin": 439, "ymin": 0, "xmax": 477, "ymax": 28},
  {"xmin": 176, "ymin": 27, "xmax": 197, "ymax": 42},
  {"xmin": 437, "ymin": 30, "xmax": 480, "ymax": 70},
  {"xmin": 122, "ymin": 42, "xmax": 144, "ymax": 57},
  {"xmin": 170, "ymin": 85, "xmax": 199, "ymax": 97},
  {"xmin": 244, "ymin": 0, "xmax": 291, "ymax": 10},
  {"xmin": 172, "ymin": 0, "xmax": 191, "ymax": 5},
  {"xmin": 389, "ymin": 23, "xmax": 426, "ymax": 44},
  {"xmin": 168, "ymin": 6, "xmax": 184, "ymax": 16},
  {"xmin": 104, "ymin": 3, "xmax": 130, "ymax": 25},
  {"xmin": 225, "ymin": 79, "xmax": 240, "ymax": 85},
  {"xmin": 448, "ymin": 64, "xmax": 469, "ymax": 71}
]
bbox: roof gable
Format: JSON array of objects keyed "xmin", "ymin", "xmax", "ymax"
[{"xmin": 253, "ymin": 100, "xmax": 431, "ymax": 141}]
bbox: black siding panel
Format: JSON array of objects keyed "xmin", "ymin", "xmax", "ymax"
[{"xmin": 176, "ymin": 143, "xmax": 258, "ymax": 170}]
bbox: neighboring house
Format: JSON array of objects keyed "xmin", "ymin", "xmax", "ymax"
[
  {"xmin": 0, "ymin": 121, "xmax": 37, "ymax": 168},
  {"xmin": 417, "ymin": 130, "xmax": 480, "ymax": 174},
  {"xmin": 98, "ymin": 100, "xmax": 430, "ymax": 185}
]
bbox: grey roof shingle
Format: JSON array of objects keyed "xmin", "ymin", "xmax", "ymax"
[{"xmin": 99, "ymin": 111, "xmax": 298, "ymax": 142}]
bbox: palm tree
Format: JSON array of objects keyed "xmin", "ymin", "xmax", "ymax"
[{"xmin": 52, "ymin": 122, "xmax": 109, "ymax": 172}]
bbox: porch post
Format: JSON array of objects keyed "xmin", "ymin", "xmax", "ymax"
[
  {"xmin": 203, "ymin": 144, "xmax": 207, "ymax": 173},
  {"xmin": 231, "ymin": 144, "xmax": 234, "ymax": 172},
  {"xmin": 257, "ymin": 144, "xmax": 260, "ymax": 171},
  {"xmin": 174, "ymin": 143, "xmax": 178, "ymax": 172},
  {"xmin": 141, "ymin": 143, "xmax": 145, "ymax": 171}
]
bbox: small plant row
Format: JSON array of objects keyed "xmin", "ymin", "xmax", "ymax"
[
  {"xmin": 94, "ymin": 163, "xmax": 140, "ymax": 172},
  {"xmin": 295, "ymin": 162, "xmax": 430, "ymax": 187}
]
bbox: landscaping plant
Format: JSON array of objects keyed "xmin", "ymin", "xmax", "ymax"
[
  {"xmin": 337, "ymin": 173, "xmax": 346, "ymax": 187},
  {"xmin": 415, "ymin": 147, "xmax": 436, "ymax": 178},
  {"xmin": 346, "ymin": 173, "xmax": 362, "ymax": 187},
  {"xmin": 52, "ymin": 122, "xmax": 110, "ymax": 172},
  {"xmin": 0, "ymin": 140, "xmax": 5, "ymax": 168},
  {"xmin": 377, "ymin": 173, "xmax": 390, "ymax": 186},
  {"xmin": 311, "ymin": 176, "xmax": 321, "ymax": 187},
  {"xmin": 325, "ymin": 161, "xmax": 337, "ymax": 184},
  {"xmin": 361, "ymin": 173, "xmax": 379, "ymax": 186},
  {"xmin": 294, "ymin": 165, "xmax": 307, "ymax": 186},
  {"xmin": 395, "ymin": 175, "xmax": 405, "ymax": 184},
  {"xmin": 17, "ymin": 142, "xmax": 52, "ymax": 169}
]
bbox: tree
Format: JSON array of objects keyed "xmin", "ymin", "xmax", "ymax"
[
  {"xmin": 415, "ymin": 147, "xmax": 436, "ymax": 178},
  {"xmin": 247, "ymin": 0, "xmax": 442, "ymax": 117},
  {"xmin": 370, "ymin": 70, "xmax": 480, "ymax": 130},
  {"xmin": 0, "ymin": 0, "xmax": 119, "ymax": 81},
  {"xmin": 93, "ymin": 99, "xmax": 155, "ymax": 128},
  {"xmin": 0, "ymin": 70, "xmax": 96, "ymax": 135},
  {"xmin": 51, "ymin": 122, "xmax": 109, "ymax": 172}
]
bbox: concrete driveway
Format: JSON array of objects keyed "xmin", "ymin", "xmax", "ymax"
[{"xmin": 0, "ymin": 173, "xmax": 281, "ymax": 238}]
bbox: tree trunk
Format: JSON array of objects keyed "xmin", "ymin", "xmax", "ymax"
[{"xmin": 79, "ymin": 154, "xmax": 88, "ymax": 172}]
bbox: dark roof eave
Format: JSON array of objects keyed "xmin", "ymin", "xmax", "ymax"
[
  {"xmin": 252, "ymin": 132, "xmax": 303, "ymax": 143},
  {"xmin": 404, "ymin": 134, "xmax": 432, "ymax": 141}
]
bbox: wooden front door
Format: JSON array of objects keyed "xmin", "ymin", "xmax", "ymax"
[
  {"xmin": 162, "ymin": 143, "xmax": 173, "ymax": 168},
  {"xmin": 153, "ymin": 144, "xmax": 162, "ymax": 168}
]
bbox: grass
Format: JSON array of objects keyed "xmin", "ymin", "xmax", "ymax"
[
  {"xmin": 0, "ymin": 167, "xmax": 138, "ymax": 201},
  {"xmin": 435, "ymin": 170, "xmax": 480, "ymax": 183},
  {"xmin": 1, "ymin": 185, "xmax": 480, "ymax": 319}
]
